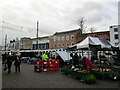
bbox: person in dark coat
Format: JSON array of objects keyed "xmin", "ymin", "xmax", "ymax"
[
  {"xmin": 2, "ymin": 54, "xmax": 6, "ymax": 64},
  {"xmin": 6, "ymin": 54, "xmax": 13, "ymax": 73},
  {"xmin": 73, "ymin": 53, "xmax": 79, "ymax": 67},
  {"xmin": 14, "ymin": 54, "xmax": 21, "ymax": 73},
  {"xmin": 70, "ymin": 53, "xmax": 74, "ymax": 65}
]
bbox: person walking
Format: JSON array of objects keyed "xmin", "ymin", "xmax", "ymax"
[
  {"xmin": 5, "ymin": 53, "xmax": 13, "ymax": 73},
  {"xmin": 14, "ymin": 53, "xmax": 21, "ymax": 73}
]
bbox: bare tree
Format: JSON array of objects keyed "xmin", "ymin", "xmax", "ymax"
[
  {"xmin": 89, "ymin": 27, "xmax": 96, "ymax": 33},
  {"xmin": 77, "ymin": 17, "xmax": 87, "ymax": 34}
]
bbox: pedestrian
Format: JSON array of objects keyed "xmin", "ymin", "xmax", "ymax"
[
  {"xmin": 14, "ymin": 53, "xmax": 21, "ymax": 73},
  {"xmin": 2, "ymin": 54, "xmax": 6, "ymax": 64},
  {"xmin": 5, "ymin": 53, "xmax": 13, "ymax": 73},
  {"xmin": 81, "ymin": 56, "xmax": 93, "ymax": 70}
]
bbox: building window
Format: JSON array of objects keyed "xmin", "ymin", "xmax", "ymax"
[
  {"xmin": 114, "ymin": 34, "xmax": 118, "ymax": 39},
  {"xmin": 66, "ymin": 43, "xmax": 69, "ymax": 46},
  {"xmin": 42, "ymin": 45, "xmax": 45, "ymax": 49},
  {"xmin": 110, "ymin": 26, "xmax": 112, "ymax": 28},
  {"xmin": 39, "ymin": 45, "xmax": 41, "ymax": 49},
  {"xmin": 58, "ymin": 43, "xmax": 60, "ymax": 47},
  {"xmin": 114, "ymin": 28, "xmax": 118, "ymax": 32},
  {"xmin": 115, "ymin": 42, "xmax": 118, "ymax": 46},
  {"xmin": 62, "ymin": 44, "xmax": 65, "ymax": 47},
  {"xmin": 71, "ymin": 35, "xmax": 74, "ymax": 40},
  {"xmin": 53, "ymin": 36, "xmax": 56, "ymax": 41},
  {"xmin": 54, "ymin": 44, "xmax": 56, "ymax": 47},
  {"xmin": 62, "ymin": 36, "xmax": 65, "ymax": 41},
  {"xmin": 57, "ymin": 37, "xmax": 61, "ymax": 41},
  {"xmin": 71, "ymin": 42, "xmax": 74, "ymax": 46},
  {"xmin": 66, "ymin": 36, "xmax": 69, "ymax": 40}
]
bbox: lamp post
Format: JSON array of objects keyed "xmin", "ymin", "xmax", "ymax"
[{"xmin": 36, "ymin": 21, "xmax": 39, "ymax": 50}]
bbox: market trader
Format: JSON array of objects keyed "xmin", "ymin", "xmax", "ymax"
[
  {"xmin": 42, "ymin": 51, "xmax": 49, "ymax": 61},
  {"xmin": 81, "ymin": 56, "xmax": 93, "ymax": 70}
]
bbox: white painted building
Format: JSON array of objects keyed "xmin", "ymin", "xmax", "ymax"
[
  {"xmin": 7, "ymin": 38, "xmax": 20, "ymax": 51},
  {"xmin": 110, "ymin": 25, "xmax": 120, "ymax": 46},
  {"xmin": 31, "ymin": 36, "xmax": 50, "ymax": 50}
]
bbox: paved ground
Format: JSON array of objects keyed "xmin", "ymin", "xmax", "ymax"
[
  {"xmin": 1, "ymin": 55, "xmax": 119, "ymax": 89},
  {"xmin": 0, "ymin": 53, "xmax": 2, "ymax": 90}
]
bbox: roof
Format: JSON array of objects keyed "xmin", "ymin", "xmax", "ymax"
[
  {"xmin": 31, "ymin": 36, "xmax": 49, "ymax": 41},
  {"xmin": 85, "ymin": 31, "xmax": 109, "ymax": 34},
  {"xmin": 110, "ymin": 25, "xmax": 120, "ymax": 27},
  {"xmin": 53, "ymin": 29, "xmax": 81, "ymax": 35}
]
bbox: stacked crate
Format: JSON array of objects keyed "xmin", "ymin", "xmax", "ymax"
[
  {"xmin": 34, "ymin": 60, "xmax": 60, "ymax": 72},
  {"xmin": 49, "ymin": 60, "xmax": 60, "ymax": 71}
]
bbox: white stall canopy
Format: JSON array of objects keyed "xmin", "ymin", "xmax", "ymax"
[{"xmin": 69, "ymin": 36, "xmax": 118, "ymax": 50}]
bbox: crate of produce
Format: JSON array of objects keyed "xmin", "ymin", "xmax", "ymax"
[{"xmin": 90, "ymin": 66, "xmax": 120, "ymax": 80}]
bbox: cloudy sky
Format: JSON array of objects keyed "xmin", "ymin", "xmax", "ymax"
[{"xmin": 0, "ymin": 0, "xmax": 119, "ymax": 45}]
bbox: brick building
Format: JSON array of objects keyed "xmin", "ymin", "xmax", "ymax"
[
  {"xmin": 87, "ymin": 31, "xmax": 110, "ymax": 41},
  {"xmin": 49, "ymin": 29, "xmax": 84, "ymax": 49},
  {"xmin": 49, "ymin": 29, "xmax": 110, "ymax": 49}
]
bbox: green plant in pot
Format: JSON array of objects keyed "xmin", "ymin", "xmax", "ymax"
[{"xmin": 82, "ymin": 74, "xmax": 96, "ymax": 84}]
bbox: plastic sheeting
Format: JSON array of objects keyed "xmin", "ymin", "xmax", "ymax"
[{"xmin": 56, "ymin": 51, "xmax": 70, "ymax": 61}]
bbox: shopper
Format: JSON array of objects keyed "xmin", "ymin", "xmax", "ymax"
[
  {"xmin": 14, "ymin": 53, "xmax": 21, "ymax": 73},
  {"xmin": 2, "ymin": 54, "xmax": 6, "ymax": 64},
  {"xmin": 5, "ymin": 53, "xmax": 13, "ymax": 73}
]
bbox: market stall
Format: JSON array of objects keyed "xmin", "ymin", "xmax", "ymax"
[
  {"xmin": 68, "ymin": 36, "xmax": 119, "ymax": 64},
  {"xmin": 63, "ymin": 36, "xmax": 120, "ymax": 82},
  {"xmin": 34, "ymin": 59, "xmax": 60, "ymax": 72}
]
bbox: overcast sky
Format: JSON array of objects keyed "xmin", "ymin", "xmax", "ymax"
[{"xmin": 0, "ymin": 0, "xmax": 119, "ymax": 46}]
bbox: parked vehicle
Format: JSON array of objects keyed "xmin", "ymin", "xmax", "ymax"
[
  {"xmin": 21, "ymin": 57, "xmax": 30, "ymax": 63},
  {"xmin": 27, "ymin": 57, "xmax": 39, "ymax": 64}
]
